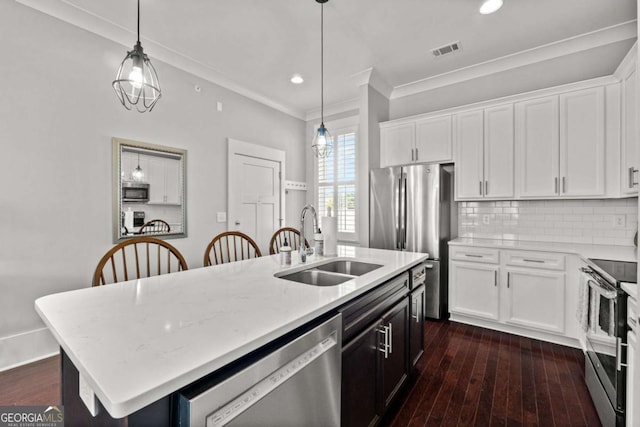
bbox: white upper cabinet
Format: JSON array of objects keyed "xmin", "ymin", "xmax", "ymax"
[
  {"xmin": 380, "ymin": 115, "xmax": 453, "ymax": 167},
  {"xmin": 455, "ymin": 110, "xmax": 484, "ymax": 199},
  {"xmin": 484, "ymin": 104, "xmax": 514, "ymax": 198},
  {"xmin": 148, "ymin": 156, "xmax": 182, "ymax": 205},
  {"xmin": 621, "ymin": 55, "xmax": 638, "ymax": 194},
  {"xmin": 455, "ymin": 105, "xmax": 514, "ymax": 200},
  {"xmin": 515, "ymin": 87, "xmax": 606, "ymax": 198},
  {"xmin": 415, "ymin": 115, "xmax": 453, "ymax": 164},
  {"xmin": 380, "ymin": 122, "xmax": 414, "ymax": 167},
  {"xmin": 559, "ymin": 87, "xmax": 606, "ymax": 197},
  {"xmin": 380, "ymin": 72, "xmax": 625, "ymax": 200},
  {"xmin": 515, "ymin": 96, "xmax": 560, "ymax": 197}
]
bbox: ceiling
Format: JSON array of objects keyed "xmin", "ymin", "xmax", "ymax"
[{"xmin": 18, "ymin": 0, "xmax": 638, "ymax": 119}]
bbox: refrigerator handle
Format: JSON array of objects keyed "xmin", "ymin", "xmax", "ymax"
[
  {"xmin": 401, "ymin": 173, "xmax": 408, "ymax": 250},
  {"xmin": 396, "ymin": 173, "xmax": 402, "ymax": 249}
]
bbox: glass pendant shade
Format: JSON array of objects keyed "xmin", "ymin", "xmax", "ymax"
[
  {"xmin": 113, "ymin": 42, "xmax": 161, "ymax": 112},
  {"xmin": 131, "ymin": 153, "xmax": 145, "ymax": 182},
  {"xmin": 312, "ymin": 123, "xmax": 333, "ymax": 158}
]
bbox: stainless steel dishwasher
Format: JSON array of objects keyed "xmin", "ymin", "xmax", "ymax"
[{"xmin": 177, "ymin": 314, "xmax": 342, "ymax": 427}]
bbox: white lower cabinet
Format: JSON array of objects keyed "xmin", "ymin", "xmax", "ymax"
[
  {"xmin": 503, "ymin": 268, "xmax": 565, "ymax": 334},
  {"xmin": 450, "ymin": 245, "xmax": 576, "ymax": 344},
  {"xmin": 450, "ymin": 262, "xmax": 499, "ymax": 320}
]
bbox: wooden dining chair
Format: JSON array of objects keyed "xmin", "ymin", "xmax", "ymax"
[
  {"xmin": 203, "ymin": 231, "xmax": 262, "ymax": 266},
  {"xmin": 138, "ymin": 219, "xmax": 171, "ymax": 234},
  {"xmin": 269, "ymin": 227, "xmax": 309, "ymax": 255},
  {"xmin": 92, "ymin": 237, "xmax": 188, "ymax": 286}
]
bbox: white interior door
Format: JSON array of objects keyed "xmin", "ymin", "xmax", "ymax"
[{"xmin": 228, "ymin": 140, "xmax": 284, "ymax": 255}]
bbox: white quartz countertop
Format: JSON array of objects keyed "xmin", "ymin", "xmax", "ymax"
[
  {"xmin": 449, "ymin": 237, "xmax": 638, "ymax": 263},
  {"xmin": 35, "ymin": 246, "xmax": 427, "ymax": 419}
]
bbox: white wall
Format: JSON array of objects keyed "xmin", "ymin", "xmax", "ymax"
[{"xmin": 0, "ymin": 2, "xmax": 306, "ymax": 370}]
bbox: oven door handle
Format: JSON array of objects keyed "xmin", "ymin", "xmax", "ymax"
[{"xmin": 586, "ymin": 278, "xmax": 618, "ymax": 300}]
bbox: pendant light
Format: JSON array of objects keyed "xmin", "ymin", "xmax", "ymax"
[
  {"xmin": 311, "ymin": 0, "xmax": 333, "ymax": 159},
  {"xmin": 112, "ymin": 0, "xmax": 162, "ymax": 112},
  {"xmin": 131, "ymin": 152, "xmax": 144, "ymax": 182}
]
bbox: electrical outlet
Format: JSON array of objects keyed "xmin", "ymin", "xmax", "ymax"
[
  {"xmin": 613, "ymin": 214, "xmax": 626, "ymax": 228},
  {"xmin": 482, "ymin": 214, "xmax": 491, "ymax": 225},
  {"xmin": 216, "ymin": 212, "xmax": 227, "ymax": 223}
]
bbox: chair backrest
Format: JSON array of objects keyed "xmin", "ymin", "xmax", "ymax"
[
  {"xmin": 269, "ymin": 227, "xmax": 309, "ymax": 255},
  {"xmin": 139, "ymin": 219, "xmax": 171, "ymax": 234},
  {"xmin": 93, "ymin": 237, "xmax": 188, "ymax": 286},
  {"xmin": 204, "ymin": 231, "xmax": 262, "ymax": 266}
]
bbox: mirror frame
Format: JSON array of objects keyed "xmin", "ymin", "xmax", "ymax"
[{"xmin": 112, "ymin": 137, "xmax": 187, "ymax": 242}]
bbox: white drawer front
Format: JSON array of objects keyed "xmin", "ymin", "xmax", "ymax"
[
  {"xmin": 450, "ymin": 246, "xmax": 499, "ymax": 264},
  {"xmin": 504, "ymin": 250, "xmax": 565, "ymax": 271}
]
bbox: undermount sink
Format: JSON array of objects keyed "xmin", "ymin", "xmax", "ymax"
[
  {"xmin": 278, "ymin": 270, "xmax": 353, "ymax": 286},
  {"xmin": 276, "ymin": 260, "xmax": 383, "ymax": 286},
  {"xmin": 314, "ymin": 260, "xmax": 382, "ymax": 276}
]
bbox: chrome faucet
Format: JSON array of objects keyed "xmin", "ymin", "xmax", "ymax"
[{"xmin": 299, "ymin": 204, "xmax": 319, "ymax": 262}]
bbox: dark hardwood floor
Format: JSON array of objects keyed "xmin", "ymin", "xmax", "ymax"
[
  {"xmin": 0, "ymin": 320, "xmax": 600, "ymax": 426},
  {"xmin": 390, "ymin": 320, "xmax": 601, "ymax": 427},
  {"xmin": 0, "ymin": 355, "xmax": 60, "ymax": 406}
]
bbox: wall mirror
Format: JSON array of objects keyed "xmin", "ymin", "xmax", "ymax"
[{"xmin": 112, "ymin": 137, "xmax": 187, "ymax": 242}]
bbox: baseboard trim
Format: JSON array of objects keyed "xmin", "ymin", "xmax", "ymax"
[
  {"xmin": 0, "ymin": 327, "xmax": 59, "ymax": 372},
  {"xmin": 450, "ymin": 314, "xmax": 581, "ymax": 348}
]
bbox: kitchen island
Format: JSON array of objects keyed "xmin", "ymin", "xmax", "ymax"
[{"xmin": 35, "ymin": 246, "xmax": 427, "ymax": 423}]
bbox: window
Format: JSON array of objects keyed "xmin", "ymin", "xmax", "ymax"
[{"xmin": 316, "ymin": 127, "xmax": 358, "ymax": 241}]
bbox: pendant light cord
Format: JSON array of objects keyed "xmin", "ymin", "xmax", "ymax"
[
  {"xmin": 320, "ymin": 2, "xmax": 324, "ymax": 124},
  {"xmin": 137, "ymin": 0, "xmax": 141, "ymax": 44}
]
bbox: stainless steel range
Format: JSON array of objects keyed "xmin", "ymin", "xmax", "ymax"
[{"xmin": 581, "ymin": 258, "xmax": 637, "ymax": 427}]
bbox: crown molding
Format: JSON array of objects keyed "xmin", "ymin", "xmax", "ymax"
[
  {"xmin": 305, "ymin": 98, "xmax": 360, "ymax": 122},
  {"xmin": 614, "ymin": 41, "xmax": 637, "ymax": 79},
  {"xmin": 14, "ymin": 0, "xmax": 307, "ymax": 120},
  {"xmin": 391, "ymin": 20, "xmax": 637, "ymax": 100},
  {"xmin": 351, "ymin": 67, "xmax": 393, "ymax": 99}
]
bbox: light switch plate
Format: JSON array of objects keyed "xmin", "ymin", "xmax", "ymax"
[{"xmin": 216, "ymin": 212, "xmax": 227, "ymax": 223}]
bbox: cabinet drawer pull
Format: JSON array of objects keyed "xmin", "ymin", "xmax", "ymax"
[
  {"xmin": 465, "ymin": 254, "xmax": 483, "ymax": 258},
  {"xmin": 388, "ymin": 322, "xmax": 393, "ymax": 354},
  {"xmin": 507, "ymin": 272, "xmax": 510, "ymax": 288},
  {"xmin": 555, "ymin": 177, "xmax": 559, "ymax": 194},
  {"xmin": 562, "ymin": 177, "xmax": 566, "ymax": 193},
  {"xmin": 411, "ymin": 148, "xmax": 415, "ymax": 162},
  {"xmin": 629, "ymin": 167, "xmax": 639, "ymax": 188},
  {"xmin": 522, "ymin": 259, "xmax": 545, "ymax": 263},
  {"xmin": 485, "ymin": 181, "xmax": 488, "ymax": 195},
  {"xmin": 412, "ymin": 297, "xmax": 420, "ymax": 323},
  {"xmin": 378, "ymin": 325, "xmax": 390, "ymax": 359},
  {"xmin": 494, "ymin": 270, "xmax": 497, "ymax": 287},
  {"xmin": 416, "ymin": 148, "xmax": 419, "ymax": 161}
]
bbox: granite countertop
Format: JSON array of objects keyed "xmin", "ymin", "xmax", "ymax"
[
  {"xmin": 35, "ymin": 246, "xmax": 427, "ymax": 419},
  {"xmin": 449, "ymin": 237, "xmax": 638, "ymax": 263}
]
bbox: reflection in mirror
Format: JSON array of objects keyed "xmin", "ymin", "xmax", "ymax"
[{"xmin": 113, "ymin": 137, "xmax": 187, "ymax": 242}]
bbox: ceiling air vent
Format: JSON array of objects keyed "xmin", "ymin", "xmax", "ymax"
[{"xmin": 431, "ymin": 41, "xmax": 461, "ymax": 58}]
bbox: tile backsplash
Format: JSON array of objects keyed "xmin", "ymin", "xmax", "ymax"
[{"xmin": 458, "ymin": 198, "xmax": 638, "ymax": 246}]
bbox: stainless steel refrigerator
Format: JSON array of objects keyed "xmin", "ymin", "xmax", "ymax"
[{"xmin": 370, "ymin": 163, "xmax": 456, "ymax": 319}]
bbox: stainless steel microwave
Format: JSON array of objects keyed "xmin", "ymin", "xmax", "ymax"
[{"xmin": 122, "ymin": 181, "xmax": 149, "ymax": 202}]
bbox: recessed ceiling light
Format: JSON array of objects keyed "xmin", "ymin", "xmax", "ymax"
[
  {"xmin": 479, "ymin": 0, "xmax": 503, "ymax": 14},
  {"xmin": 290, "ymin": 74, "xmax": 304, "ymax": 84}
]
